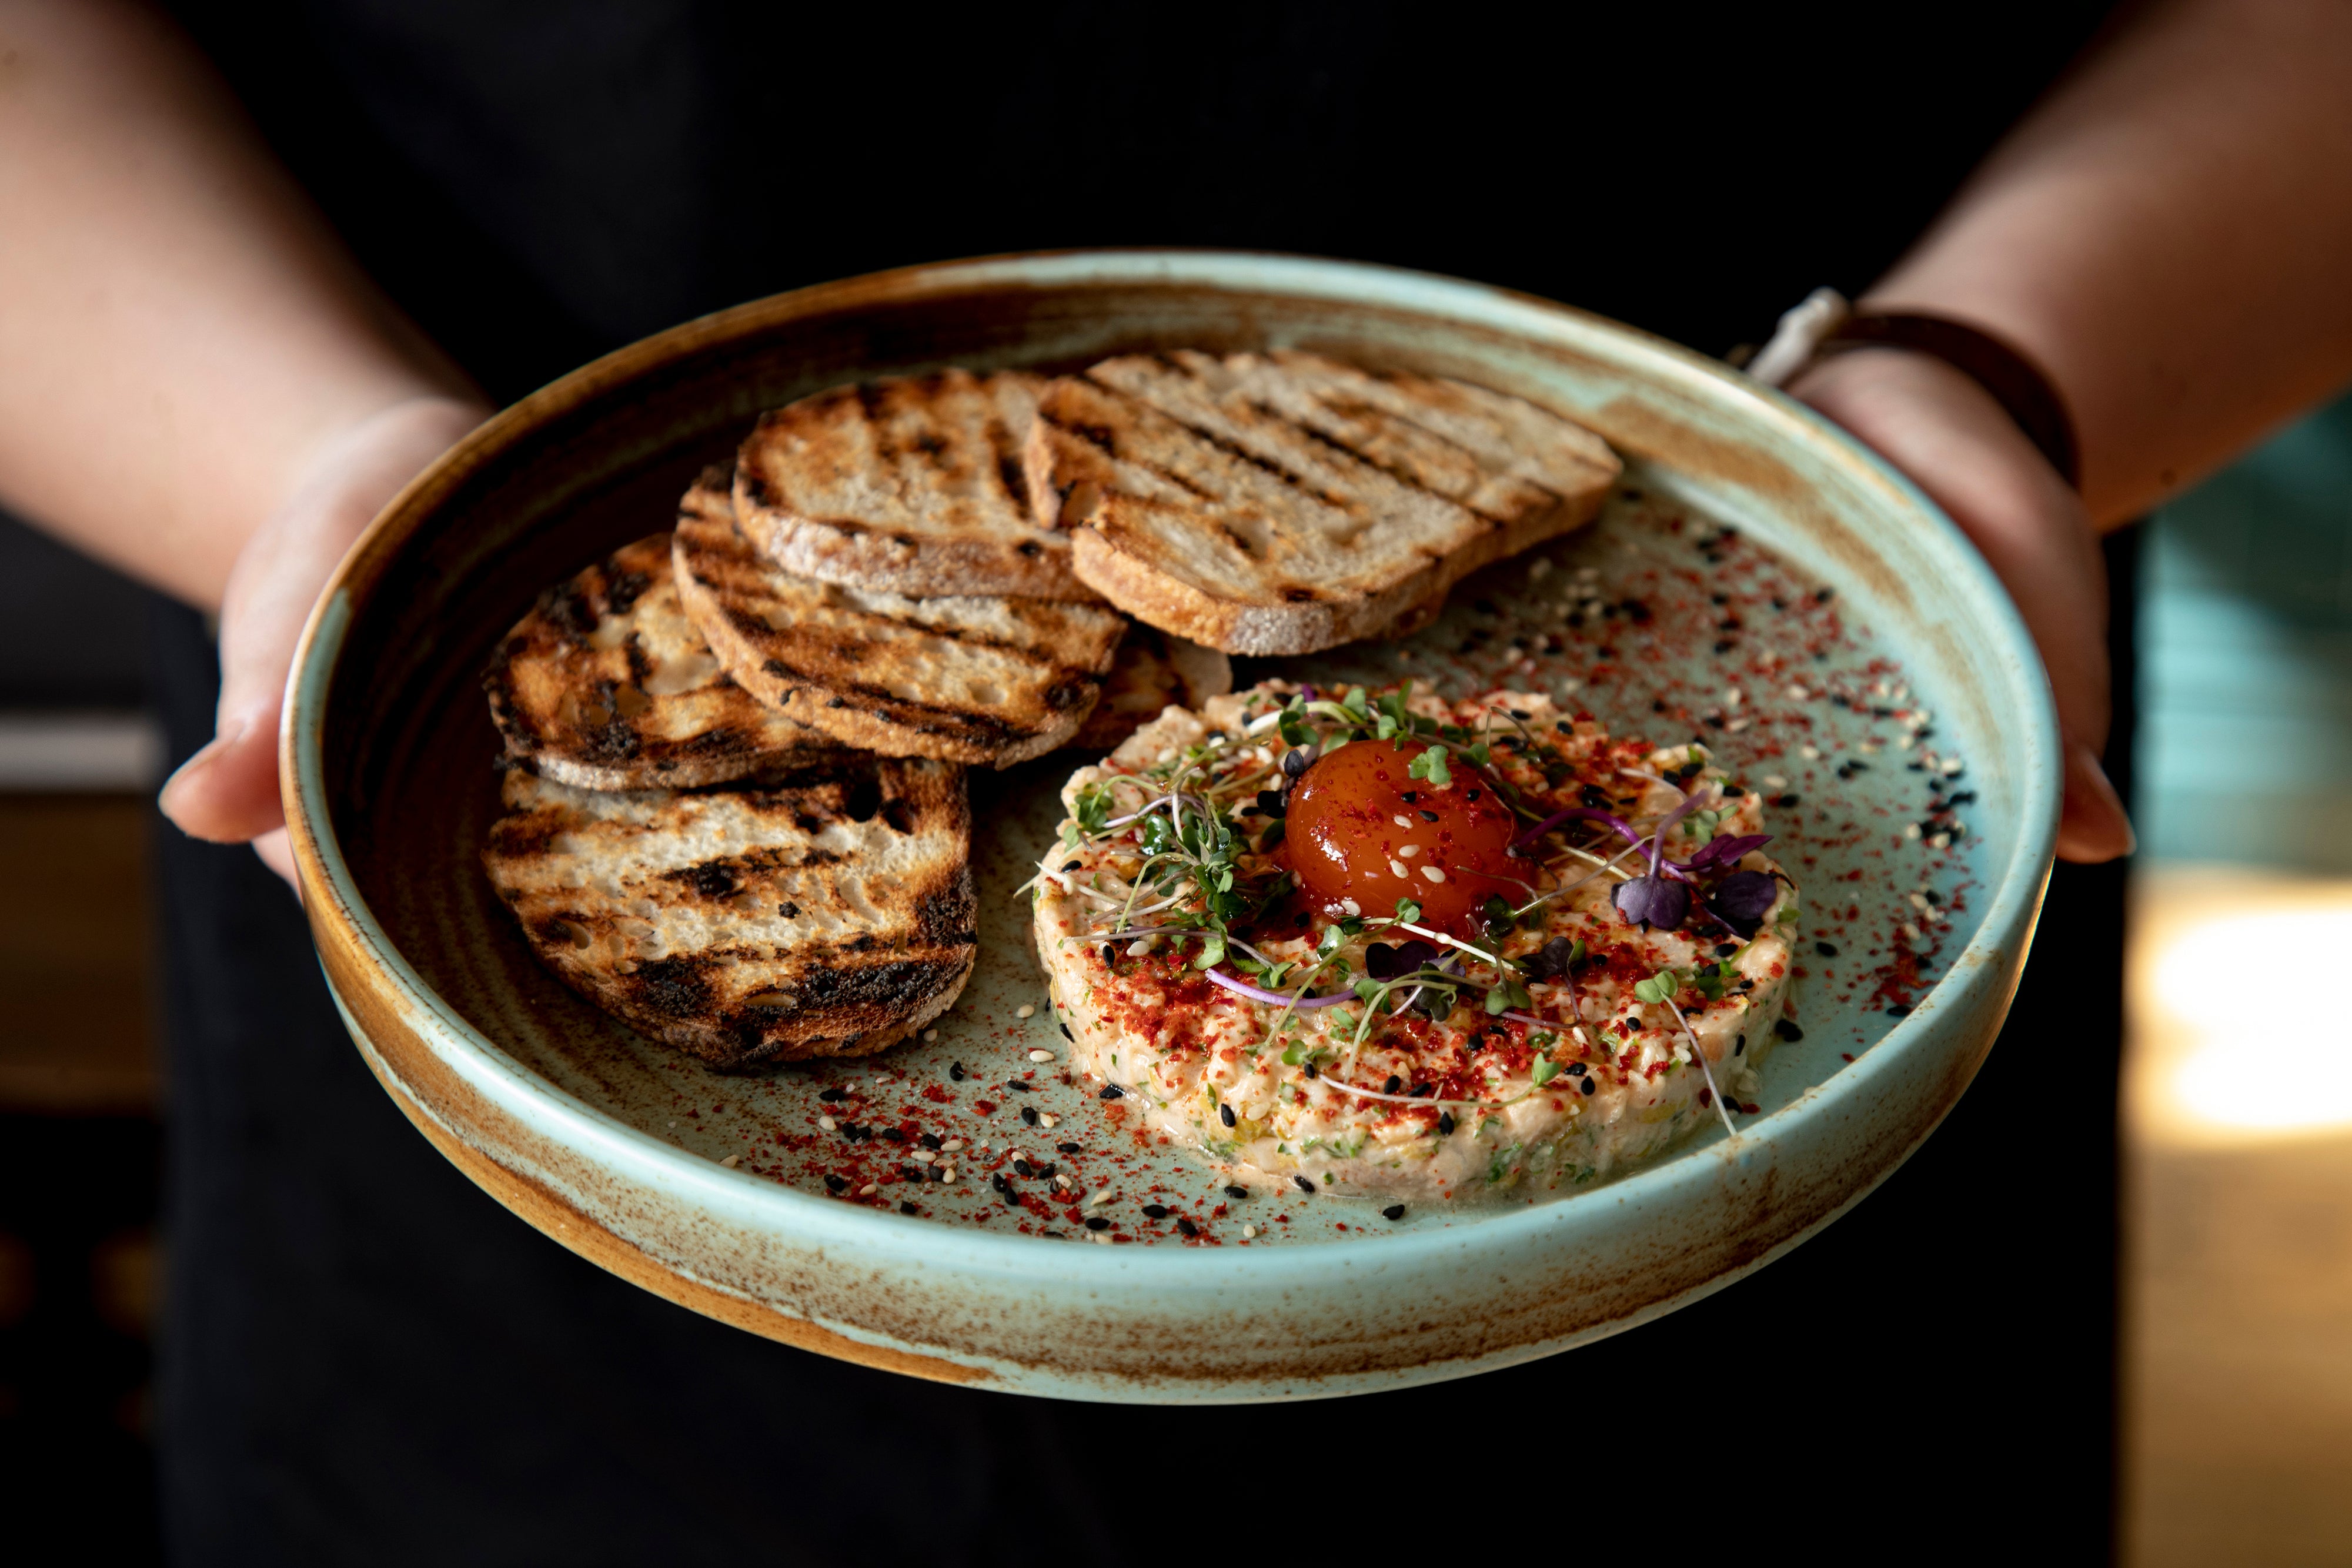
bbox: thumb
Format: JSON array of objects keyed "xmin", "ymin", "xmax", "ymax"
[{"xmin": 160, "ymin": 396, "xmax": 485, "ymax": 848}]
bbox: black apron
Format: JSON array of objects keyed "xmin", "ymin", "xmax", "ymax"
[{"xmin": 154, "ymin": 5, "xmax": 2128, "ymax": 1560}]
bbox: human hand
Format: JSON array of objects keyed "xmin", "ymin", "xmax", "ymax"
[
  {"xmin": 158, "ymin": 395, "xmax": 489, "ymax": 888},
  {"xmin": 1789, "ymin": 347, "xmax": 2134, "ymax": 864}
]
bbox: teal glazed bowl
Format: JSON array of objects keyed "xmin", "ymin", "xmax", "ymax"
[{"xmin": 280, "ymin": 251, "xmax": 2059, "ymax": 1401}]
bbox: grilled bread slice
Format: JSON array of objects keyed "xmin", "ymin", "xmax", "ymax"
[
  {"xmin": 1026, "ymin": 350, "xmax": 1621, "ymax": 655},
  {"xmin": 483, "ymin": 533, "xmax": 844, "ymax": 790},
  {"xmin": 1068, "ymin": 623, "xmax": 1231, "ymax": 753},
  {"xmin": 671, "ymin": 466, "xmax": 1127, "ymax": 767},
  {"xmin": 482, "ymin": 755, "xmax": 975, "ymax": 1066},
  {"xmin": 734, "ymin": 370, "xmax": 1098, "ymax": 600}
]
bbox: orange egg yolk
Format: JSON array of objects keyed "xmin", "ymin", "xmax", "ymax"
[{"xmin": 1285, "ymin": 739, "xmax": 1520, "ymax": 934}]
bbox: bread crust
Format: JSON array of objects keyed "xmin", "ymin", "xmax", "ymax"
[
  {"xmin": 1066, "ymin": 622, "xmax": 1232, "ymax": 753},
  {"xmin": 482, "ymin": 532, "xmax": 845, "ymax": 790},
  {"xmin": 672, "ymin": 467, "xmax": 1127, "ymax": 767},
  {"xmin": 483, "ymin": 756, "xmax": 976, "ymax": 1066},
  {"xmin": 734, "ymin": 369, "xmax": 1101, "ymax": 600},
  {"xmin": 1027, "ymin": 350, "xmax": 1620, "ymax": 655}
]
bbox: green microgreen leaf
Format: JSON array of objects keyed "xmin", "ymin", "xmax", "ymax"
[
  {"xmin": 1194, "ymin": 932, "xmax": 1226, "ymax": 971},
  {"xmin": 1532, "ymin": 1057, "xmax": 1561, "ymax": 1086},
  {"xmin": 1633, "ymin": 968, "xmax": 1682, "ymax": 1006},
  {"xmin": 1393, "ymin": 897, "xmax": 1422, "ymax": 925}
]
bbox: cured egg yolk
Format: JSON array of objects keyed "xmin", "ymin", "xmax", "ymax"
[{"xmin": 1285, "ymin": 740, "xmax": 1519, "ymax": 933}]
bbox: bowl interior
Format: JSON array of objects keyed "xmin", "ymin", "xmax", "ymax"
[{"xmin": 303, "ymin": 252, "xmax": 2056, "ymax": 1262}]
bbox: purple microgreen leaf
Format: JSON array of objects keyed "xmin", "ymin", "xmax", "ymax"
[
  {"xmin": 1612, "ymin": 875, "xmax": 1690, "ymax": 931},
  {"xmin": 1706, "ymin": 870, "xmax": 1780, "ymax": 937}
]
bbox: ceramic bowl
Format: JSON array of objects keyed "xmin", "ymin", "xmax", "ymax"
[{"xmin": 281, "ymin": 250, "xmax": 2058, "ymax": 1401}]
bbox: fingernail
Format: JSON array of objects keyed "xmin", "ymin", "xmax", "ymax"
[
  {"xmin": 158, "ymin": 718, "xmax": 249, "ymax": 824},
  {"xmin": 2060, "ymin": 743, "xmax": 2136, "ymax": 862}
]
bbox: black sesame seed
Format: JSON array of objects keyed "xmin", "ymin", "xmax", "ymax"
[
  {"xmin": 1041, "ymin": 1229, "xmax": 1064, "ymax": 1239},
  {"xmin": 818, "ymin": 1088, "xmax": 847, "ymax": 1102},
  {"xmin": 1400, "ymin": 791, "xmax": 1418, "ymax": 804},
  {"xmin": 1713, "ymin": 942, "xmax": 1739, "ymax": 958},
  {"xmin": 1020, "ymin": 1106, "xmax": 1039, "ymax": 1126},
  {"xmin": 1062, "ymin": 860, "xmax": 1082, "ymax": 872},
  {"xmin": 1384, "ymin": 1075, "xmax": 1402, "ymax": 1094},
  {"xmin": 927, "ymin": 1165, "xmax": 947, "ymax": 1182},
  {"xmin": 991, "ymin": 1173, "xmax": 1014, "ymax": 1196},
  {"xmin": 1013, "ymin": 1159, "xmax": 1035, "ymax": 1177},
  {"xmin": 1735, "ymin": 1034, "xmax": 1748, "ymax": 1055},
  {"xmin": 1816, "ymin": 941, "xmax": 1839, "ymax": 957},
  {"xmin": 1412, "ymin": 1084, "xmax": 1431, "ymax": 1098},
  {"xmin": 1100, "ymin": 1084, "xmax": 1125, "ymax": 1100},
  {"xmin": 1293, "ymin": 1176, "xmax": 1317, "ymax": 1195},
  {"xmin": 1509, "ymin": 708, "xmax": 1532, "ymax": 721},
  {"xmin": 1084, "ymin": 1216, "xmax": 1110, "ymax": 1231},
  {"xmin": 900, "ymin": 1165, "xmax": 924, "ymax": 1180},
  {"xmin": 824, "ymin": 1175, "xmax": 848, "ymax": 1192},
  {"xmin": 1101, "ymin": 944, "xmax": 1118, "ymax": 965},
  {"xmin": 1057, "ymin": 1141, "xmax": 1082, "ymax": 1155},
  {"xmin": 1142, "ymin": 1203, "xmax": 1170, "ymax": 1219},
  {"xmin": 1059, "ymin": 1020, "xmax": 1073, "ymax": 1041},
  {"xmin": 947, "ymin": 1062, "xmax": 965, "ymax": 1081},
  {"xmin": 900, "ymin": 1201, "xmax": 920, "ymax": 1215},
  {"xmin": 1773, "ymin": 793, "xmax": 1801, "ymax": 808},
  {"xmin": 881, "ymin": 1127, "xmax": 906, "ymax": 1144},
  {"xmin": 1419, "ymin": 809, "xmax": 1440, "ymax": 823},
  {"xmin": 918, "ymin": 1132, "xmax": 942, "ymax": 1149},
  {"xmin": 1774, "ymin": 1019, "xmax": 1805, "ymax": 1042},
  {"xmin": 1382, "ymin": 1204, "xmax": 1406, "ymax": 1221},
  {"xmin": 1177, "ymin": 1218, "xmax": 1198, "ymax": 1238},
  {"xmin": 1037, "ymin": 1164, "xmax": 1057, "ymax": 1181},
  {"xmin": 1438, "ymin": 1111, "xmax": 1455, "ymax": 1135},
  {"xmin": 1218, "ymin": 1102, "xmax": 1237, "ymax": 1127},
  {"xmin": 1579, "ymin": 1079, "xmax": 1595, "ymax": 1096},
  {"xmin": 1886, "ymin": 1004, "xmax": 1913, "ymax": 1017},
  {"xmin": 1003, "ymin": 1079, "xmax": 1033, "ymax": 1091},
  {"xmin": 1466, "ymin": 789, "xmax": 1481, "ymax": 801}
]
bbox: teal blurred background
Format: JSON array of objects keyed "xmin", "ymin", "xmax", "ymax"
[{"xmin": 2139, "ymin": 395, "xmax": 2352, "ymax": 868}]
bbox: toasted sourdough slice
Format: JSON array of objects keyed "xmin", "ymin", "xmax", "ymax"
[
  {"xmin": 483, "ymin": 755, "xmax": 975, "ymax": 1066},
  {"xmin": 671, "ymin": 466, "xmax": 1127, "ymax": 766},
  {"xmin": 734, "ymin": 370, "xmax": 1097, "ymax": 600},
  {"xmin": 483, "ymin": 532, "xmax": 846, "ymax": 790},
  {"xmin": 1068, "ymin": 623, "xmax": 1232, "ymax": 753},
  {"xmin": 1025, "ymin": 349, "xmax": 1621, "ymax": 654}
]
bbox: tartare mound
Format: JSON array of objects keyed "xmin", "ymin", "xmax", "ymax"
[{"xmin": 1033, "ymin": 680, "xmax": 1799, "ymax": 1203}]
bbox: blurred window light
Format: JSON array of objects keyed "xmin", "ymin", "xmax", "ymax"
[{"xmin": 2129, "ymin": 869, "xmax": 2352, "ymax": 1144}]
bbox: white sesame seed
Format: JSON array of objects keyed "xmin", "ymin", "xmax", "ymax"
[
  {"xmin": 1786, "ymin": 686, "xmax": 1810, "ymax": 701},
  {"xmin": 1941, "ymin": 758, "xmax": 1964, "ymax": 776},
  {"xmin": 1388, "ymin": 858, "xmax": 1408, "ymax": 877},
  {"xmin": 1726, "ymin": 718, "xmax": 1749, "ymax": 733},
  {"xmin": 818, "ymin": 1115, "xmax": 837, "ymax": 1131},
  {"xmin": 940, "ymin": 1168, "xmax": 956, "ymax": 1183},
  {"xmin": 1242, "ymin": 1225, "xmax": 1258, "ymax": 1239},
  {"xmin": 1054, "ymin": 1174, "xmax": 1071, "ymax": 1188},
  {"xmin": 1909, "ymin": 893, "xmax": 1930, "ymax": 913},
  {"xmin": 1028, "ymin": 1048, "xmax": 1053, "ymax": 1062},
  {"xmin": 922, "ymin": 1029, "xmax": 938, "ymax": 1042},
  {"xmin": 1090, "ymin": 1189, "xmax": 1114, "ymax": 1206},
  {"xmin": 1930, "ymin": 833, "xmax": 1951, "ymax": 849},
  {"xmin": 911, "ymin": 1150, "xmax": 935, "ymax": 1164},
  {"xmin": 941, "ymin": 1139, "xmax": 963, "ymax": 1152},
  {"xmin": 1340, "ymin": 898, "xmax": 1362, "ymax": 917},
  {"xmin": 1859, "ymin": 740, "xmax": 1879, "ymax": 754},
  {"xmin": 720, "ymin": 1154, "xmax": 742, "ymax": 1169},
  {"xmin": 1092, "ymin": 1232, "xmax": 1112, "ymax": 1245},
  {"xmin": 667, "ymin": 1121, "xmax": 679, "ymax": 1129},
  {"xmin": 1421, "ymin": 865, "xmax": 1447, "ymax": 884},
  {"xmin": 1762, "ymin": 774, "xmax": 1788, "ymax": 790},
  {"xmin": 1900, "ymin": 923, "xmax": 1922, "ymax": 943},
  {"xmin": 858, "ymin": 1183, "xmax": 877, "ymax": 1196},
  {"xmin": 1903, "ymin": 823, "xmax": 1923, "ymax": 840},
  {"xmin": 1016, "ymin": 1004, "xmax": 1036, "ymax": 1019},
  {"xmin": 1393, "ymin": 814, "xmax": 1413, "ymax": 829},
  {"xmin": 1800, "ymin": 745, "xmax": 1821, "ymax": 761},
  {"xmin": 1397, "ymin": 843, "xmax": 1420, "ymax": 858},
  {"xmin": 1038, "ymin": 1112, "xmax": 1060, "ymax": 1128},
  {"xmin": 1896, "ymin": 734, "xmax": 1915, "ymax": 750},
  {"xmin": 1124, "ymin": 938, "xmax": 1151, "ymax": 957}
]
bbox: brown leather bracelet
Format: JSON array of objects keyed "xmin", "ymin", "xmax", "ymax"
[{"xmin": 1812, "ymin": 312, "xmax": 2081, "ymax": 489}]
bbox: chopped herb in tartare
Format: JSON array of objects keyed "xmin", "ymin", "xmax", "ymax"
[{"xmin": 1030, "ymin": 680, "xmax": 1800, "ymax": 1203}]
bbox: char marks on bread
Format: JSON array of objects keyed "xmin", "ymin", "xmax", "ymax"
[
  {"xmin": 482, "ymin": 532, "xmax": 847, "ymax": 790},
  {"xmin": 1026, "ymin": 349, "xmax": 1621, "ymax": 655},
  {"xmin": 482, "ymin": 755, "xmax": 975, "ymax": 1067},
  {"xmin": 734, "ymin": 369, "xmax": 1098, "ymax": 600},
  {"xmin": 673, "ymin": 465, "xmax": 1128, "ymax": 767}
]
